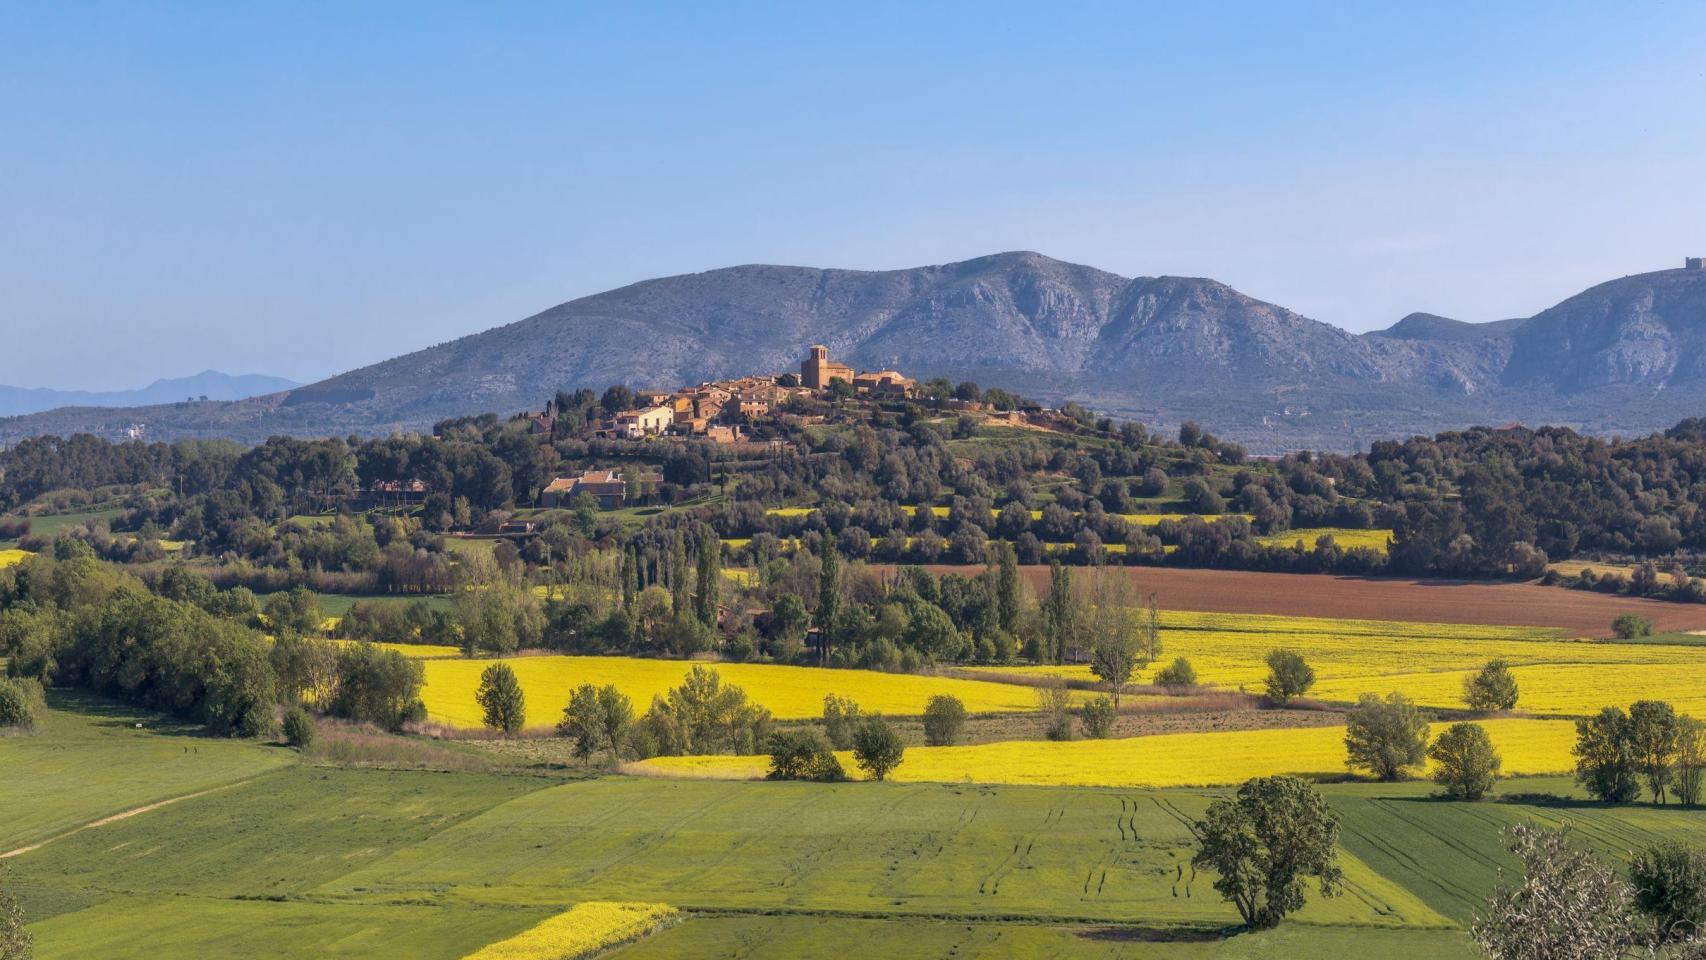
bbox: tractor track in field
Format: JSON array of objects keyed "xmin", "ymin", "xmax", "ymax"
[{"xmin": 1, "ymin": 775, "xmax": 266, "ymax": 859}]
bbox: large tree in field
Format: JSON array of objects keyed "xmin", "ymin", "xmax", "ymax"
[
  {"xmin": 1192, "ymin": 776, "xmax": 1343, "ymax": 929},
  {"xmin": 1083, "ymin": 568, "xmax": 1147, "ymax": 707},
  {"xmin": 1627, "ymin": 699, "xmax": 1682, "ymax": 805},
  {"xmin": 1343, "ymin": 692, "xmax": 1429, "ymax": 782},
  {"xmin": 1575, "ymin": 707, "xmax": 1640, "ymax": 804},
  {"xmin": 476, "ymin": 662, "xmax": 527, "ymax": 734}
]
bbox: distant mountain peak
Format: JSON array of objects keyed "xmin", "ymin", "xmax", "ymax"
[
  {"xmin": 6, "ymin": 255, "xmax": 1706, "ymax": 452},
  {"xmin": 0, "ymin": 370, "xmax": 298, "ymax": 418}
]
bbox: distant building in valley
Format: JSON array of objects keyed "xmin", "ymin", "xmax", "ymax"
[{"xmin": 540, "ymin": 468, "xmax": 662, "ymax": 509}]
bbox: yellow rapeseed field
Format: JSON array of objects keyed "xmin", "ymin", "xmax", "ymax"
[
  {"xmin": 966, "ymin": 609, "xmax": 1706, "ymax": 717},
  {"xmin": 629, "ymin": 718, "xmax": 1577, "ymax": 788},
  {"xmin": 1254, "ymin": 527, "xmax": 1392, "ymax": 553},
  {"xmin": 420, "ymin": 655, "xmax": 1098, "ymax": 730},
  {"xmin": 461, "ymin": 901, "xmax": 676, "ymax": 960},
  {"xmin": 0, "ymin": 548, "xmax": 30, "ymax": 569}
]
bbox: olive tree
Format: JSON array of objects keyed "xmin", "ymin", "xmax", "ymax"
[
  {"xmin": 1191, "ymin": 776, "xmax": 1343, "ymax": 929},
  {"xmin": 1472, "ymin": 824, "xmax": 1645, "ymax": 960}
]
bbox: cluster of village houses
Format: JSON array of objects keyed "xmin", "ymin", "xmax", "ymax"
[{"xmin": 538, "ymin": 346, "xmax": 915, "ymax": 509}]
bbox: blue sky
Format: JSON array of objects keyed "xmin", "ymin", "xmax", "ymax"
[{"xmin": 3, "ymin": 1, "xmax": 1705, "ymax": 389}]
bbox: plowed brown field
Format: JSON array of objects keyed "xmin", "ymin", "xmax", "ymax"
[{"xmin": 903, "ymin": 565, "xmax": 1706, "ymax": 635}]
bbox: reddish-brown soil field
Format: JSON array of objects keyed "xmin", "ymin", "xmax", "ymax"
[{"xmin": 900, "ymin": 565, "xmax": 1706, "ymax": 635}]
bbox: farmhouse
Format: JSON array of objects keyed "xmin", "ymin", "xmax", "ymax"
[
  {"xmin": 614, "ymin": 405, "xmax": 673, "ymax": 438},
  {"xmin": 540, "ymin": 468, "xmax": 662, "ymax": 508},
  {"xmin": 853, "ymin": 369, "xmax": 916, "ymax": 398}
]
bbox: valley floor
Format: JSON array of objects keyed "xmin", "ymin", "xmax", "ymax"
[{"xmin": 9, "ymin": 695, "xmax": 1704, "ymax": 959}]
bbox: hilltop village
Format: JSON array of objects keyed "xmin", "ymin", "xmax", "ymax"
[{"xmin": 521, "ymin": 346, "xmax": 1068, "ymax": 512}]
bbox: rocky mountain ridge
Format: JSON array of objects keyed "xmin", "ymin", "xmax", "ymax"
[{"xmin": 5, "ymin": 253, "xmax": 1705, "ymax": 452}]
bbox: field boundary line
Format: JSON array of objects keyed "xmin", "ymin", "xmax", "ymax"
[{"xmin": 1, "ymin": 774, "xmax": 268, "ymax": 859}]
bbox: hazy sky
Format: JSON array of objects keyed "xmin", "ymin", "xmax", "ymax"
[{"xmin": 4, "ymin": 2, "xmax": 1705, "ymax": 390}]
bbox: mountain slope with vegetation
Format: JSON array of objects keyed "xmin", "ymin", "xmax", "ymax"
[{"xmin": 4, "ymin": 253, "xmax": 1706, "ymax": 450}]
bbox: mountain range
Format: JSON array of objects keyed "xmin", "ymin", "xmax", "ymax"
[
  {"xmin": 0, "ymin": 371, "xmax": 298, "ymax": 419},
  {"xmin": 4, "ymin": 253, "xmax": 1706, "ymax": 452}
]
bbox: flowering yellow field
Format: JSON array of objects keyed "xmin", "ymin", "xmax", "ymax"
[
  {"xmin": 420, "ymin": 655, "xmax": 1100, "ymax": 730},
  {"xmin": 630, "ymin": 718, "xmax": 1576, "ymax": 788},
  {"xmin": 965, "ymin": 609, "xmax": 1706, "ymax": 716},
  {"xmin": 330, "ymin": 640, "xmax": 463, "ymax": 659},
  {"xmin": 461, "ymin": 901, "xmax": 676, "ymax": 960},
  {"xmin": 0, "ymin": 548, "xmax": 29, "ymax": 568},
  {"xmin": 1254, "ymin": 527, "xmax": 1393, "ymax": 552}
]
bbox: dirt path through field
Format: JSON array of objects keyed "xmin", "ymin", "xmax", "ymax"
[
  {"xmin": 1, "ymin": 776, "xmax": 261, "ymax": 860},
  {"xmin": 896, "ymin": 565, "xmax": 1706, "ymax": 635}
]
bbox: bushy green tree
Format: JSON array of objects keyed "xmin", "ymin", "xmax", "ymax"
[
  {"xmin": 1080, "ymin": 695, "xmax": 1116, "ymax": 738},
  {"xmin": 0, "ymin": 864, "xmax": 30, "ymax": 960},
  {"xmin": 1575, "ymin": 706, "xmax": 1640, "ymax": 804},
  {"xmin": 1428, "ymin": 722, "xmax": 1501, "ymax": 800},
  {"xmin": 0, "ymin": 677, "xmax": 43, "ymax": 730},
  {"xmin": 475, "ymin": 662, "xmax": 527, "ymax": 734},
  {"xmin": 557, "ymin": 682, "xmax": 633, "ymax": 764},
  {"xmin": 1612, "ymin": 614, "xmax": 1652, "ymax": 640},
  {"xmin": 328, "ymin": 642, "xmax": 425, "ymax": 730},
  {"xmin": 1192, "ymin": 776, "xmax": 1343, "ymax": 929},
  {"xmin": 1263, "ymin": 649, "xmax": 1315, "ymax": 706},
  {"xmin": 851, "ymin": 715, "xmax": 904, "ymax": 781},
  {"xmin": 1463, "ymin": 658, "xmax": 1519, "ymax": 712},
  {"xmin": 821, "ymin": 694, "xmax": 861, "ymax": 750},
  {"xmin": 1677, "ymin": 716, "xmax": 1706, "ymax": 806},
  {"xmin": 1154, "ymin": 657, "xmax": 1198, "ymax": 691},
  {"xmin": 765, "ymin": 728, "xmax": 846, "ymax": 782},
  {"xmin": 281, "ymin": 706, "xmax": 315, "ymax": 751},
  {"xmin": 263, "ymin": 586, "xmax": 324, "ymax": 635},
  {"xmin": 1628, "ymin": 699, "xmax": 1682, "ymax": 804},
  {"xmin": 1344, "ymin": 692, "xmax": 1429, "ymax": 781},
  {"xmin": 921, "ymin": 694, "xmax": 967, "ymax": 746},
  {"xmin": 1630, "ymin": 840, "xmax": 1706, "ymax": 942}
]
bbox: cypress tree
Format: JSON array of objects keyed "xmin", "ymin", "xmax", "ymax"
[
  {"xmin": 995, "ymin": 541, "xmax": 1021, "ymax": 632},
  {"xmin": 1044, "ymin": 561, "xmax": 1074, "ymax": 663},
  {"xmin": 817, "ymin": 531, "xmax": 841, "ymax": 663},
  {"xmin": 695, "ymin": 525, "xmax": 721, "ymax": 627}
]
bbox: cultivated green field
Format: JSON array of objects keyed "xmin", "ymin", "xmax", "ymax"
[
  {"xmin": 0, "ymin": 691, "xmax": 291, "ymax": 854},
  {"xmin": 12, "ymin": 696, "xmax": 1706, "ymax": 959}
]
